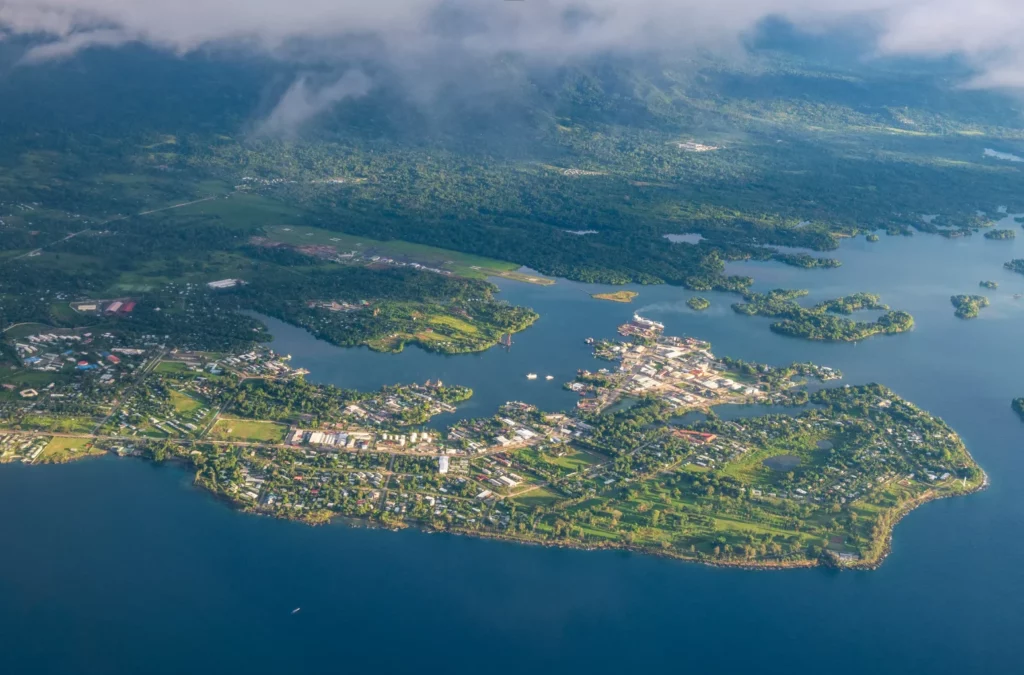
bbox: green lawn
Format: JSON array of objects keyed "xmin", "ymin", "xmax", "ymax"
[
  {"xmin": 263, "ymin": 224, "xmax": 521, "ymax": 280},
  {"xmin": 513, "ymin": 486, "xmax": 564, "ymax": 507},
  {"xmin": 168, "ymin": 389, "xmax": 202, "ymax": 414},
  {"xmin": 154, "ymin": 361, "xmax": 197, "ymax": 375},
  {"xmin": 208, "ymin": 418, "xmax": 288, "ymax": 443},
  {"xmin": 38, "ymin": 436, "xmax": 105, "ymax": 463}
]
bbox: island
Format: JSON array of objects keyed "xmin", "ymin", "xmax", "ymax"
[
  {"xmin": 980, "ymin": 280, "xmax": 999, "ymax": 289},
  {"xmin": 1013, "ymin": 398, "xmax": 1024, "ymax": 421},
  {"xmin": 951, "ymin": 294, "xmax": 990, "ymax": 319},
  {"xmin": 1004, "ymin": 259, "xmax": 1024, "ymax": 275},
  {"xmin": 592, "ymin": 291, "xmax": 638, "ymax": 303},
  {"xmin": 772, "ymin": 253, "xmax": 842, "ymax": 269},
  {"xmin": 732, "ymin": 290, "xmax": 915, "ymax": 341},
  {"xmin": 0, "ymin": 315, "xmax": 984, "ymax": 570},
  {"xmin": 866, "ymin": 234, "xmax": 881, "ymax": 242},
  {"xmin": 687, "ymin": 297, "xmax": 710, "ymax": 311},
  {"xmin": 984, "ymin": 229, "xmax": 1016, "ymax": 240}
]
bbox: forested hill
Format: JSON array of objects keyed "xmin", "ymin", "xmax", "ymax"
[{"xmin": 2, "ymin": 40, "xmax": 1024, "ymax": 289}]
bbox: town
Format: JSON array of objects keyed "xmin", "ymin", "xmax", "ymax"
[{"xmin": 0, "ymin": 317, "xmax": 983, "ymax": 569}]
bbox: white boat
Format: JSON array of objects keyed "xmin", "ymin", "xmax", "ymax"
[
  {"xmin": 526, "ymin": 373, "xmax": 537, "ymax": 380},
  {"xmin": 291, "ymin": 608, "xmax": 301, "ymax": 614},
  {"xmin": 545, "ymin": 375, "xmax": 554, "ymax": 380}
]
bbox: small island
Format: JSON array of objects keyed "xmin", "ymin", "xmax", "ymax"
[
  {"xmin": 866, "ymin": 233, "xmax": 880, "ymax": 242},
  {"xmin": 773, "ymin": 253, "xmax": 842, "ymax": 269},
  {"xmin": 687, "ymin": 296, "xmax": 710, "ymax": 311},
  {"xmin": 592, "ymin": 290, "xmax": 638, "ymax": 303},
  {"xmin": 733, "ymin": 290, "xmax": 914, "ymax": 341},
  {"xmin": 1013, "ymin": 398, "xmax": 1024, "ymax": 421},
  {"xmin": 984, "ymin": 229, "xmax": 1016, "ymax": 240},
  {"xmin": 980, "ymin": 280, "xmax": 999, "ymax": 289},
  {"xmin": 951, "ymin": 294, "xmax": 990, "ymax": 319},
  {"xmin": 1004, "ymin": 259, "xmax": 1024, "ymax": 275}
]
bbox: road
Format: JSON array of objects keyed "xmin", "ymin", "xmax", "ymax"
[{"xmin": 6, "ymin": 194, "xmax": 223, "ymax": 263}]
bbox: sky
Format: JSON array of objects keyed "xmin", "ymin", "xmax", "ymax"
[
  {"xmin": 3, "ymin": 1, "xmax": 1023, "ymax": 135},
  {"xmin": 1, "ymin": 1, "xmax": 1023, "ymax": 87}
]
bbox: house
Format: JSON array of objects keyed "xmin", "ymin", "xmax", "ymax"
[
  {"xmin": 207, "ymin": 279, "xmax": 243, "ymax": 290},
  {"xmin": 438, "ymin": 456, "xmax": 450, "ymax": 474}
]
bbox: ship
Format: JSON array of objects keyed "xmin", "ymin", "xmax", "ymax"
[
  {"xmin": 584, "ymin": 337, "xmax": 595, "ymax": 345},
  {"xmin": 526, "ymin": 373, "xmax": 538, "ymax": 380},
  {"xmin": 545, "ymin": 375, "xmax": 554, "ymax": 380}
]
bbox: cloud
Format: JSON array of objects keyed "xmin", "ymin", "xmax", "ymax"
[
  {"xmin": 256, "ymin": 69, "xmax": 373, "ymax": 137},
  {"xmin": 1, "ymin": 1, "xmax": 1024, "ymax": 89}
]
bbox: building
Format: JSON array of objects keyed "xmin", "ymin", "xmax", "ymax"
[
  {"xmin": 207, "ymin": 279, "xmax": 243, "ymax": 290},
  {"xmin": 438, "ymin": 456, "xmax": 450, "ymax": 474}
]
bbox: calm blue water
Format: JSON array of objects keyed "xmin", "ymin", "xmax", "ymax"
[{"xmin": 3, "ymin": 227, "xmax": 1024, "ymax": 674}]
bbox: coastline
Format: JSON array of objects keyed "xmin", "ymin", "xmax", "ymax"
[{"xmin": 7, "ymin": 445, "xmax": 984, "ymax": 572}]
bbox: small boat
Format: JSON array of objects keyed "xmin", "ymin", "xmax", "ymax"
[
  {"xmin": 585, "ymin": 337, "xmax": 595, "ymax": 345},
  {"xmin": 291, "ymin": 607, "xmax": 301, "ymax": 614},
  {"xmin": 545, "ymin": 375, "xmax": 554, "ymax": 380},
  {"xmin": 526, "ymin": 373, "xmax": 537, "ymax": 380}
]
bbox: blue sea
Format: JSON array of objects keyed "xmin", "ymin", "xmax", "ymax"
[{"xmin": 2, "ymin": 224, "xmax": 1023, "ymax": 674}]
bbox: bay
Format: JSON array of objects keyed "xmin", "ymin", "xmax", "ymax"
[{"xmin": 3, "ymin": 226, "xmax": 1024, "ymax": 674}]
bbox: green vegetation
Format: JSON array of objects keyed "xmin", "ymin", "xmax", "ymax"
[
  {"xmin": 1004, "ymin": 259, "xmax": 1024, "ymax": 275},
  {"xmin": 0, "ymin": 313, "xmax": 983, "ymax": 569},
  {"xmin": 209, "ymin": 419, "xmax": 288, "ymax": 444},
  {"xmin": 592, "ymin": 291, "xmax": 638, "ymax": 303},
  {"xmin": 687, "ymin": 297, "xmax": 711, "ymax": 311},
  {"xmin": 732, "ymin": 290, "xmax": 913, "ymax": 341},
  {"xmin": 1013, "ymin": 398, "xmax": 1024, "ymax": 421},
  {"xmin": 984, "ymin": 229, "xmax": 1016, "ymax": 240},
  {"xmin": 980, "ymin": 280, "xmax": 999, "ymax": 289},
  {"xmin": 5, "ymin": 44, "xmax": 1024, "ymax": 312},
  {"xmin": 866, "ymin": 234, "xmax": 881, "ymax": 242},
  {"xmin": 951, "ymin": 294, "xmax": 990, "ymax": 319},
  {"xmin": 38, "ymin": 437, "xmax": 105, "ymax": 464}
]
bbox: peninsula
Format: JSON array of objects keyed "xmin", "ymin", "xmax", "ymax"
[{"xmin": 0, "ymin": 316, "xmax": 983, "ymax": 570}]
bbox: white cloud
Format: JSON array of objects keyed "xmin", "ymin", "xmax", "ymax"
[
  {"xmin": 2, "ymin": 1, "xmax": 1024, "ymax": 88},
  {"xmin": 256, "ymin": 69, "xmax": 373, "ymax": 137}
]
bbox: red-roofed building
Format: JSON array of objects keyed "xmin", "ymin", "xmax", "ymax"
[
  {"xmin": 120, "ymin": 301, "xmax": 136, "ymax": 314},
  {"xmin": 106, "ymin": 354, "xmax": 121, "ymax": 364}
]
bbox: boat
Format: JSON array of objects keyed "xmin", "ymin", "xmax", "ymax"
[
  {"xmin": 585, "ymin": 337, "xmax": 595, "ymax": 345},
  {"xmin": 526, "ymin": 373, "xmax": 537, "ymax": 380},
  {"xmin": 291, "ymin": 608, "xmax": 301, "ymax": 614},
  {"xmin": 545, "ymin": 375, "xmax": 554, "ymax": 380}
]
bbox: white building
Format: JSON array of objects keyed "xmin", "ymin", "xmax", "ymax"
[{"xmin": 438, "ymin": 456, "xmax": 450, "ymax": 474}]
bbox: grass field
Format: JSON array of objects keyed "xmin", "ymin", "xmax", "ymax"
[
  {"xmin": 513, "ymin": 486, "xmax": 564, "ymax": 507},
  {"xmin": 2, "ymin": 322, "xmax": 54, "ymax": 338},
  {"xmin": 262, "ymin": 224, "xmax": 554, "ymax": 283},
  {"xmin": 154, "ymin": 361, "xmax": 197, "ymax": 375},
  {"xmin": 18, "ymin": 414, "xmax": 97, "ymax": 434},
  {"xmin": 208, "ymin": 418, "xmax": 288, "ymax": 443},
  {"xmin": 38, "ymin": 436, "xmax": 104, "ymax": 463},
  {"xmin": 171, "ymin": 191, "xmax": 306, "ymax": 229},
  {"xmin": 168, "ymin": 389, "xmax": 203, "ymax": 415}
]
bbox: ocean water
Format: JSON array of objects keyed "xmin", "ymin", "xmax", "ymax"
[{"xmin": 2, "ymin": 226, "xmax": 1024, "ymax": 674}]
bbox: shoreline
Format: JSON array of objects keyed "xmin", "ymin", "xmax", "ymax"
[{"xmin": 16, "ymin": 446, "xmax": 985, "ymax": 572}]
